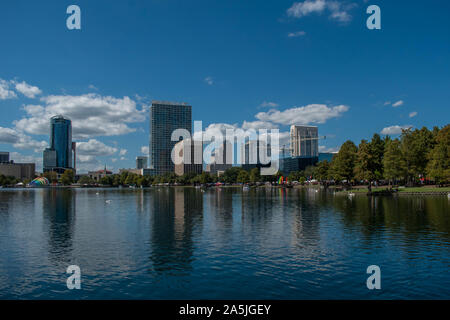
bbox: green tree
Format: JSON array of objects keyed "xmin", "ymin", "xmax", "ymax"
[
  {"xmin": 43, "ymin": 171, "xmax": 58, "ymax": 183},
  {"xmin": 78, "ymin": 175, "xmax": 93, "ymax": 185},
  {"xmin": 316, "ymin": 160, "xmax": 331, "ymax": 181},
  {"xmin": 223, "ymin": 167, "xmax": 243, "ymax": 184},
  {"xmin": 100, "ymin": 175, "xmax": 113, "ymax": 185},
  {"xmin": 369, "ymin": 133, "xmax": 385, "ymax": 180},
  {"xmin": 426, "ymin": 124, "xmax": 450, "ymax": 184},
  {"xmin": 354, "ymin": 140, "xmax": 375, "ymax": 182},
  {"xmin": 249, "ymin": 168, "xmax": 260, "ymax": 183},
  {"xmin": 383, "ymin": 138, "xmax": 406, "ymax": 184},
  {"xmin": 401, "ymin": 127, "xmax": 435, "ymax": 184},
  {"xmin": 125, "ymin": 173, "xmax": 137, "ymax": 186},
  {"xmin": 330, "ymin": 140, "xmax": 357, "ymax": 183},
  {"xmin": 237, "ymin": 170, "xmax": 250, "ymax": 183},
  {"xmin": 60, "ymin": 169, "xmax": 74, "ymax": 185}
]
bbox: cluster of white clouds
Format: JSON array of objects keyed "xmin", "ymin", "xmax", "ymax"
[
  {"xmin": 0, "ymin": 79, "xmax": 42, "ymax": 100},
  {"xmin": 380, "ymin": 99, "xmax": 420, "ymax": 135},
  {"xmin": 287, "ymin": 0, "xmax": 356, "ymax": 23},
  {"xmin": 0, "ymin": 77, "xmax": 149, "ymax": 172},
  {"xmin": 255, "ymin": 104, "xmax": 349, "ymax": 125},
  {"xmin": 0, "ymin": 126, "xmax": 48, "ymax": 152},
  {"xmin": 14, "ymin": 93, "xmax": 146, "ymax": 139},
  {"xmin": 174, "ymin": 103, "xmax": 349, "ymax": 156}
]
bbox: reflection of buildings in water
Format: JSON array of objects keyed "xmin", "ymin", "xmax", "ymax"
[
  {"xmin": 208, "ymin": 187, "xmax": 234, "ymax": 229},
  {"xmin": 149, "ymin": 188, "xmax": 203, "ymax": 275},
  {"xmin": 43, "ymin": 189, "xmax": 76, "ymax": 264},
  {"xmin": 135, "ymin": 189, "xmax": 145, "ymax": 214}
]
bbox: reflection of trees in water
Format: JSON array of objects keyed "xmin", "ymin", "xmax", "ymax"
[
  {"xmin": 331, "ymin": 195, "xmax": 450, "ymax": 240},
  {"xmin": 149, "ymin": 188, "xmax": 203, "ymax": 275},
  {"xmin": 43, "ymin": 189, "xmax": 76, "ymax": 264}
]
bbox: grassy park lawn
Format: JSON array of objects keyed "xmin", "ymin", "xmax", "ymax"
[{"xmin": 338, "ymin": 186, "xmax": 450, "ymax": 194}]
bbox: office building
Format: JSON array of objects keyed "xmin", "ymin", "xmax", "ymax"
[
  {"xmin": 136, "ymin": 156, "xmax": 148, "ymax": 169},
  {"xmin": 290, "ymin": 125, "xmax": 319, "ymax": 157},
  {"xmin": 149, "ymin": 101, "xmax": 192, "ymax": 175},
  {"xmin": 43, "ymin": 115, "xmax": 76, "ymax": 174},
  {"xmin": 240, "ymin": 140, "xmax": 272, "ymax": 171},
  {"xmin": 0, "ymin": 152, "xmax": 9, "ymax": 163},
  {"xmin": 280, "ymin": 156, "xmax": 319, "ymax": 175},
  {"xmin": 206, "ymin": 141, "xmax": 233, "ymax": 175},
  {"xmin": 0, "ymin": 162, "xmax": 35, "ymax": 180},
  {"xmin": 173, "ymin": 139, "xmax": 203, "ymax": 176}
]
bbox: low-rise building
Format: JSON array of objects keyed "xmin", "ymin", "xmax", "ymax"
[
  {"xmin": 88, "ymin": 168, "xmax": 113, "ymax": 182},
  {"xmin": 0, "ymin": 162, "xmax": 36, "ymax": 180}
]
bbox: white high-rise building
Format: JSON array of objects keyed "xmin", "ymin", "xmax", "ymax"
[{"xmin": 290, "ymin": 125, "xmax": 319, "ymax": 157}]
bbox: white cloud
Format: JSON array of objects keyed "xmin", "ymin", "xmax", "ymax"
[
  {"xmin": 409, "ymin": 111, "xmax": 417, "ymax": 118},
  {"xmin": 0, "ymin": 79, "xmax": 17, "ymax": 100},
  {"xmin": 259, "ymin": 101, "xmax": 279, "ymax": 108},
  {"xmin": 14, "ymin": 93, "xmax": 146, "ymax": 139},
  {"xmin": 287, "ymin": 0, "xmax": 355, "ymax": 23},
  {"xmin": 392, "ymin": 100, "xmax": 404, "ymax": 107},
  {"xmin": 119, "ymin": 149, "xmax": 127, "ymax": 156},
  {"xmin": 76, "ymin": 154, "xmax": 104, "ymax": 173},
  {"xmin": 381, "ymin": 125, "xmax": 412, "ymax": 135},
  {"xmin": 76, "ymin": 139, "xmax": 118, "ymax": 156},
  {"xmin": 319, "ymin": 145, "xmax": 339, "ymax": 153},
  {"xmin": 384, "ymin": 101, "xmax": 391, "ymax": 106},
  {"xmin": 242, "ymin": 120, "xmax": 278, "ymax": 131},
  {"xmin": 255, "ymin": 104, "xmax": 349, "ymax": 125},
  {"xmin": 140, "ymin": 146, "xmax": 149, "ymax": 155},
  {"xmin": 0, "ymin": 126, "xmax": 48, "ymax": 152},
  {"xmin": 204, "ymin": 76, "xmax": 214, "ymax": 85},
  {"xmin": 9, "ymin": 152, "xmax": 43, "ymax": 171},
  {"xmin": 88, "ymin": 84, "xmax": 98, "ymax": 90},
  {"xmin": 288, "ymin": 31, "xmax": 306, "ymax": 37},
  {"xmin": 14, "ymin": 81, "xmax": 42, "ymax": 98},
  {"xmin": 287, "ymin": 0, "xmax": 327, "ymax": 18}
]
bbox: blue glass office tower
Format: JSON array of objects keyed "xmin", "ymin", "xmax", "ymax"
[
  {"xmin": 43, "ymin": 115, "xmax": 74, "ymax": 173},
  {"xmin": 149, "ymin": 101, "xmax": 192, "ymax": 175}
]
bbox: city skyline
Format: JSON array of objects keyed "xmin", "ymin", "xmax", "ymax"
[{"xmin": 0, "ymin": 0, "xmax": 449, "ymax": 173}]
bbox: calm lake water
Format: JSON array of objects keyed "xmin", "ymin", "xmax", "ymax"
[{"xmin": 0, "ymin": 187, "xmax": 449, "ymax": 299}]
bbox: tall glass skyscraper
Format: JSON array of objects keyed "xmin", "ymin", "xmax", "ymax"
[
  {"xmin": 149, "ymin": 101, "xmax": 192, "ymax": 175},
  {"xmin": 43, "ymin": 115, "xmax": 75, "ymax": 173}
]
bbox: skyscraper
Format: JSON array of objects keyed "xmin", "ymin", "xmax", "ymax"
[
  {"xmin": 43, "ymin": 115, "xmax": 76, "ymax": 173},
  {"xmin": 0, "ymin": 151, "xmax": 9, "ymax": 163},
  {"xmin": 149, "ymin": 101, "xmax": 192, "ymax": 175},
  {"xmin": 136, "ymin": 156, "xmax": 148, "ymax": 169},
  {"xmin": 290, "ymin": 125, "xmax": 319, "ymax": 157}
]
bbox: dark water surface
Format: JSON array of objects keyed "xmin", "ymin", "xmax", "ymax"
[{"xmin": 0, "ymin": 187, "xmax": 449, "ymax": 299}]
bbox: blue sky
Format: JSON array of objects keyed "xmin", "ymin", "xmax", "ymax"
[{"xmin": 0, "ymin": 0, "xmax": 449, "ymax": 172}]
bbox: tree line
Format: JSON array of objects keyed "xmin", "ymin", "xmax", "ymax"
[{"xmin": 306, "ymin": 124, "xmax": 449, "ymax": 186}]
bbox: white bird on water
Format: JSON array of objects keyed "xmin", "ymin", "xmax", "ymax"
[{"xmin": 105, "ymin": 200, "xmax": 112, "ymax": 204}]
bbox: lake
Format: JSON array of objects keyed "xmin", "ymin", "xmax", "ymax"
[{"xmin": 0, "ymin": 187, "xmax": 449, "ymax": 299}]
